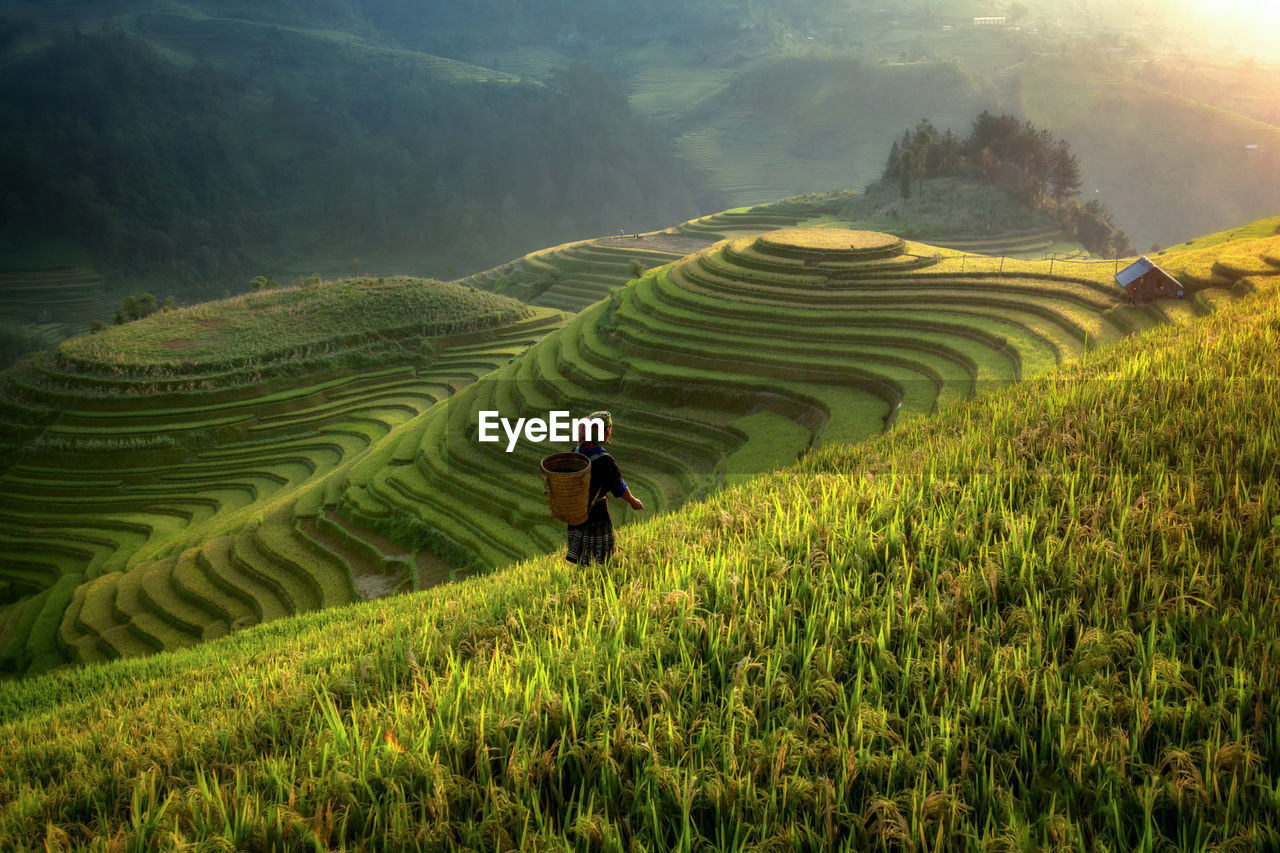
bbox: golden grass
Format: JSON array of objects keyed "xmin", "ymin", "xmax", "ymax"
[
  {"xmin": 1156, "ymin": 235, "xmax": 1280, "ymax": 287},
  {"xmin": 757, "ymin": 228, "xmax": 902, "ymax": 253}
]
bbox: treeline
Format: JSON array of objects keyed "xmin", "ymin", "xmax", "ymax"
[
  {"xmin": 883, "ymin": 112, "xmax": 1134, "ymax": 256},
  {"xmin": 35, "ymin": 0, "xmax": 875, "ymax": 58},
  {"xmin": 182, "ymin": 0, "xmax": 792, "ymax": 51},
  {"xmin": 0, "ymin": 30, "xmax": 718, "ymax": 295}
]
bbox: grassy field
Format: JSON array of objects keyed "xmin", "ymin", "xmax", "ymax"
[{"xmin": 0, "ymin": 270, "xmax": 1276, "ymax": 849}]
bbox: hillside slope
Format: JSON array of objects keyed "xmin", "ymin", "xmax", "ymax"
[
  {"xmin": 670, "ymin": 57, "xmax": 994, "ymax": 206},
  {"xmin": 0, "ymin": 16, "xmax": 717, "ymax": 319},
  {"xmin": 1010, "ymin": 56, "xmax": 1280, "ymax": 248},
  {"xmin": 0, "ymin": 278, "xmax": 566, "ymax": 677},
  {"xmin": 346, "ymin": 226, "xmax": 1276, "ymax": 574},
  {"xmin": 0, "ymin": 271, "xmax": 1276, "ymax": 849}
]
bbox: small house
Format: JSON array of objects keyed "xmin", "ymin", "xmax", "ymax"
[
  {"xmin": 1115, "ymin": 256, "xmax": 1185, "ymax": 304},
  {"xmin": 973, "ymin": 16, "xmax": 1007, "ymax": 26}
]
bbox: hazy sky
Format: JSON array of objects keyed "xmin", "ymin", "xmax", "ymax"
[{"xmin": 1175, "ymin": 0, "xmax": 1280, "ymax": 53}]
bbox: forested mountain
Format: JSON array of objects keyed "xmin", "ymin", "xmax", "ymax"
[{"xmin": 0, "ymin": 19, "xmax": 717, "ymax": 294}]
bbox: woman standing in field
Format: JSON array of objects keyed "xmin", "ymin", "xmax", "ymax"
[{"xmin": 566, "ymin": 410, "xmax": 643, "ymax": 564}]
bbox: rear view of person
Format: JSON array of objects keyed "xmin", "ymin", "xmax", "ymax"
[{"xmin": 566, "ymin": 410, "xmax": 643, "ymax": 564}]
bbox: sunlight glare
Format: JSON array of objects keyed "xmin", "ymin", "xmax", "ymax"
[{"xmin": 1192, "ymin": 0, "xmax": 1280, "ymax": 34}]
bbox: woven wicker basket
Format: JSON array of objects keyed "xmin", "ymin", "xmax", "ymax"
[{"xmin": 541, "ymin": 452, "xmax": 592, "ymax": 525}]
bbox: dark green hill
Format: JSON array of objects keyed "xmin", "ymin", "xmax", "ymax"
[{"xmin": 0, "ymin": 23, "xmax": 718, "ymax": 306}]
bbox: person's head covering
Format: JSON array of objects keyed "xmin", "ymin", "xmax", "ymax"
[{"xmin": 576, "ymin": 410, "xmax": 612, "ymax": 443}]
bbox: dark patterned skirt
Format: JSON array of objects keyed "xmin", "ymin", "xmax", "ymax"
[{"xmin": 565, "ymin": 520, "xmax": 616, "ymax": 565}]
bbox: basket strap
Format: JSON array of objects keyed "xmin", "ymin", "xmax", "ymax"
[{"xmin": 586, "ymin": 452, "xmax": 612, "ymax": 506}]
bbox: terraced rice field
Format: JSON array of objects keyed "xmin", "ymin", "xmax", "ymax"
[
  {"xmin": 0, "ymin": 266, "xmax": 109, "ymax": 339},
  {"xmin": 0, "ymin": 288, "xmax": 566, "ymax": 676},
  {"xmin": 676, "ymin": 207, "xmax": 828, "ymax": 241},
  {"xmin": 3, "ymin": 263, "xmax": 1278, "ymax": 850},
  {"xmin": 929, "ymin": 227, "xmax": 1085, "ymax": 259},
  {"xmin": 460, "ymin": 196, "xmax": 855, "ymax": 315},
  {"xmin": 1147, "ymin": 232, "xmax": 1280, "ymax": 292},
  {"xmin": 628, "ymin": 65, "xmax": 736, "ymax": 121},
  {"xmin": 461, "ymin": 235, "xmax": 705, "ymax": 314},
  {"xmin": 346, "ymin": 227, "xmax": 1230, "ymax": 573}
]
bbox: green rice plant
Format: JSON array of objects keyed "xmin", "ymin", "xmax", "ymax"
[
  {"xmin": 228, "ymin": 524, "xmax": 322, "ymax": 614},
  {"xmin": 313, "ymin": 514, "xmax": 396, "ymax": 575},
  {"xmin": 165, "ymin": 548, "xmax": 240, "ymax": 626},
  {"xmin": 63, "ymin": 575, "xmax": 139, "ymax": 660},
  {"xmin": 132, "ymin": 560, "xmax": 207, "ymax": 639}
]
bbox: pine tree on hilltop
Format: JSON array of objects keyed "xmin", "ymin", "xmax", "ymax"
[
  {"xmin": 884, "ymin": 139, "xmax": 901, "ymax": 180},
  {"xmin": 939, "ymin": 128, "xmax": 959, "ymax": 174},
  {"xmin": 898, "ymin": 154, "xmax": 914, "ymax": 201},
  {"xmin": 1050, "ymin": 138, "xmax": 1083, "ymax": 203},
  {"xmin": 912, "ymin": 120, "xmax": 935, "ymax": 197}
]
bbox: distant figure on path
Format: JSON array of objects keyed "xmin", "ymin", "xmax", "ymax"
[{"xmin": 566, "ymin": 410, "xmax": 643, "ymax": 564}]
